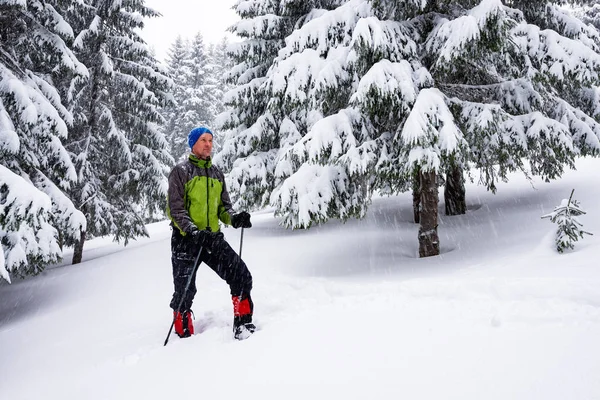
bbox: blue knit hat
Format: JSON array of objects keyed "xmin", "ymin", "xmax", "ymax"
[{"xmin": 188, "ymin": 126, "xmax": 213, "ymax": 149}]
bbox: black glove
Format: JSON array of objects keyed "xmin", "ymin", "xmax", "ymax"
[
  {"xmin": 188, "ymin": 229, "xmax": 224, "ymax": 252},
  {"xmin": 231, "ymin": 211, "xmax": 252, "ymax": 229},
  {"xmin": 188, "ymin": 229, "xmax": 209, "ymax": 247}
]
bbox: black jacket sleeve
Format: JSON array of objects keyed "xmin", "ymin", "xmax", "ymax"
[{"xmin": 168, "ymin": 164, "xmax": 195, "ymax": 234}]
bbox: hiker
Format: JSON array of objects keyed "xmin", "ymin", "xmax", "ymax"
[{"xmin": 166, "ymin": 126, "xmax": 254, "ymax": 340}]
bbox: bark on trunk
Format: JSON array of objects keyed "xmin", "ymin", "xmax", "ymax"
[
  {"xmin": 412, "ymin": 168, "xmax": 421, "ymax": 223},
  {"xmin": 419, "ymin": 169, "xmax": 440, "ymax": 258},
  {"xmin": 72, "ymin": 228, "xmax": 86, "ymax": 265},
  {"xmin": 444, "ymin": 164, "xmax": 466, "ymax": 216}
]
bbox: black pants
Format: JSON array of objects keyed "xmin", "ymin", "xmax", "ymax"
[{"xmin": 170, "ymin": 229, "xmax": 253, "ymax": 311}]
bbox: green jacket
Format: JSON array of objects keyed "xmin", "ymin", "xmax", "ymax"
[{"xmin": 167, "ymin": 154, "xmax": 233, "ymax": 234}]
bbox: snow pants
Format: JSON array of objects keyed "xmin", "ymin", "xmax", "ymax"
[{"xmin": 169, "ymin": 229, "xmax": 253, "ymax": 312}]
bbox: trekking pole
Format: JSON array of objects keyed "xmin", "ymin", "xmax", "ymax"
[
  {"xmin": 239, "ymin": 227, "xmax": 244, "ymax": 258},
  {"xmin": 163, "ymin": 245, "xmax": 203, "ymax": 346}
]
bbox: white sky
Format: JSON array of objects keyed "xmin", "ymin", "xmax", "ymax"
[{"xmin": 141, "ymin": 0, "xmax": 240, "ymax": 61}]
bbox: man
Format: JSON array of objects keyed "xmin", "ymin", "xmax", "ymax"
[{"xmin": 166, "ymin": 126, "xmax": 254, "ymax": 340}]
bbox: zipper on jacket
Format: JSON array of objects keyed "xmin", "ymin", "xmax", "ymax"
[{"xmin": 205, "ymin": 166, "xmax": 210, "ymax": 231}]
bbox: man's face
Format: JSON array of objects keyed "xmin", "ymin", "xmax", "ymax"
[{"xmin": 192, "ymin": 133, "xmax": 213, "ymax": 160}]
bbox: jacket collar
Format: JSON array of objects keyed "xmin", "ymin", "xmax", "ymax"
[{"xmin": 189, "ymin": 154, "xmax": 212, "ymax": 168}]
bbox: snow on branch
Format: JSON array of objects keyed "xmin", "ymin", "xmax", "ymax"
[
  {"xmin": 287, "ymin": 108, "xmax": 363, "ymax": 167},
  {"xmin": 313, "ymin": 46, "xmax": 353, "ymax": 95},
  {"xmin": 513, "ymin": 23, "xmax": 600, "ymax": 84},
  {"xmin": 272, "ymin": 163, "xmax": 358, "ymax": 229},
  {"xmin": 32, "ymin": 172, "xmax": 86, "ymax": 244},
  {"xmin": 223, "ymin": 76, "xmax": 266, "ymax": 105},
  {"xmin": 233, "ymin": 14, "xmax": 285, "ymax": 39},
  {"xmin": 351, "ymin": 59, "xmax": 432, "ymax": 125},
  {"xmin": 552, "ymin": 98, "xmax": 600, "ymax": 155},
  {"xmin": 545, "ymin": 3, "xmax": 600, "ymax": 52},
  {"xmin": 282, "ymin": 0, "xmax": 372, "ymax": 57},
  {"xmin": 495, "ymin": 79, "xmax": 542, "ymax": 114},
  {"xmin": 270, "ymin": 49, "xmax": 326, "ymax": 106},
  {"xmin": 0, "ymin": 165, "xmax": 60, "ymax": 283},
  {"xmin": 504, "ymin": 111, "xmax": 575, "ymax": 180},
  {"xmin": 427, "ymin": 15, "xmax": 481, "ymax": 63},
  {"xmin": 401, "ymin": 88, "xmax": 464, "ymax": 173},
  {"xmin": 0, "ymin": 98, "xmax": 19, "ymax": 155},
  {"xmin": 351, "ymin": 17, "xmax": 416, "ymax": 61},
  {"xmin": 427, "ymin": 0, "xmax": 505, "ymax": 66}
]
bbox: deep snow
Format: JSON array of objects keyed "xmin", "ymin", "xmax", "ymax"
[{"xmin": 1, "ymin": 158, "xmax": 599, "ymax": 400}]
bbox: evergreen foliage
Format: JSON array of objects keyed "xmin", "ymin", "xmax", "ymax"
[
  {"xmin": 214, "ymin": 0, "xmax": 332, "ymax": 212},
  {"xmin": 0, "ymin": 0, "xmax": 172, "ymax": 279},
  {"xmin": 66, "ymin": 0, "xmax": 173, "ymax": 263},
  {"xmin": 0, "ymin": 0, "xmax": 87, "ymax": 279},
  {"xmin": 217, "ymin": 0, "xmax": 600, "ymax": 256},
  {"xmin": 162, "ymin": 35, "xmax": 191, "ymax": 161},
  {"xmin": 210, "ymin": 38, "xmax": 234, "ymax": 153},
  {"xmin": 162, "ymin": 33, "xmax": 228, "ymax": 161},
  {"xmin": 542, "ymin": 189, "xmax": 593, "ymax": 253},
  {"xmin": 183, "ymin": 33, "xmax": 219, "ymax": 143}
]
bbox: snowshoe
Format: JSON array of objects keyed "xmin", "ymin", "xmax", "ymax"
[{"xmin": 234, "ymin": 323, "xmax": 256, "ymax": 340}]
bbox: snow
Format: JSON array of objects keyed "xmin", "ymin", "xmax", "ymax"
[
  {"xmin": 1, "ymin": 158, "xmax": 599, "ymax": 399},
  {"xmin": 0, "ymin": 165, "xmax": 57, "ymax": 283},
  {"xmin": 0, "ymin": 101, "xmax": 19, "ymax": 154},
  {"xmin": 352, "ymin": 59, "xmax": 420, "ymax": 108},
  {"xmin": 401, "ymin": 88, "xmax": 464, "ymax": 172},
  {"xmin": 283, "ymin": 0, "xmax": 372, "ymax": 56}
]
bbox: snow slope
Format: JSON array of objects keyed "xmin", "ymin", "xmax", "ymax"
[{"xmin": 1, "ymin": 158, "xmax": 599, "ymax": 400}]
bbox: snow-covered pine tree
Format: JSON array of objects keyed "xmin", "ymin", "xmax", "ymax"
[
  {"xmin": 219, "ymin": 0, "xmax": 600, "ymax": 257},
  {"xmin": 214, "ymin": 0, "xmax": 326, "ymax": 211},
  {"xmin": 162, "ymin": 33, "xmax": 224, "ymax": 161},
  {"xmin": 181, "ymin": 33, "xmax": 219, "ymax": 142},
  {"xmin": 542, "ymin": 189, "xmax": 593, "ymax": 253},
  {"xmin": 163, "ymin": 35, "xmax": 191, "ymax": 162},
  {"xmin": 0, "ymin": 0, "xmax": 88, "ymax": 280},
  {"xmin": 65, "ymin": 0, "xmax": 173, "ymax": 264},
  {"xmin": 209, "ymin": 37, "xmax": 234, "ymax": 153}
]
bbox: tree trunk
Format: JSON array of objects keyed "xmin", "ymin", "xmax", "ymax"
[
  {"xmin": 72, "ymin": 228, "xmax": 86, "ymax": 264},
  {"xmin": 419, "ymin": 169, "xmax": 440, "ymax": 258},
  {"xmin": 412, "ymin": 167, "xmax": 421, "ymax": 223},
  {"xmin": 444, "ymin": 164, "xmax": 466, "ymax": 216}
]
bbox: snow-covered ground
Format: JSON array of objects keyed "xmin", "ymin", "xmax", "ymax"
[{"xmin": 1, "ymin": 158, "xmax": 599, "ymax": 400}]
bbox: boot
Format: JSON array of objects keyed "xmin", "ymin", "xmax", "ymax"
[
  {"xmin": 232, "ymin": 296, "xmax": 255, "ymax": 340},
  {"xmin": 184, "ymin": 310, "xmax": 194, "ymax": 336},
  {"xmin": 173, "ymin": 310, "xmax": 194, "ymax": 338},
  {"xmin": 233, "ymin": 319, "xmax": 256, "ymax": 340}
]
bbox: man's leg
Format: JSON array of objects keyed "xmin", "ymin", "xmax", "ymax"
[
  {"xmin": 170, "ymin": 230, "xmax": 201, "ymax": 337},
  {"xmin": 203, "ymin": 238, "xmax": 254, "ymax": 337}
]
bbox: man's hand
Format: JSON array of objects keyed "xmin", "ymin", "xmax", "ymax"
[
  {"xmin": 189, "ymin": 229, "xmax": 208, "ymax": 247},
  {"xmin": 189, "ymin": 229, "xmax": 225, "ymax": 252},
  {"xmin": 231, "ymin": 212, "xmax": 252, "ymax": 229}
]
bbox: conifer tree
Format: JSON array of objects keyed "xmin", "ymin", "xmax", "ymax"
[
  {"xmin": 163, "ymin": 35, "xmax": 191, "ymax": 161},
  {"xmin": 214, "ymin": 0, "xmax": 324, "ymax": 211},
  {"xmin": 66, "ymin": 0, "xmax": 173, "ymax": 264},
  {"xmin": 219, "ymin": 0, "xmax": 600, "ymax": 257},
  {"xmin": 163, "ymin": 33, "xmax": 223, "ymax": 160},
  {"xmin": 210, "ymin": 37, "xmax": 233, "ymax": 153},
  {"xmin": 0, "ymin": 0, "xmax": 87, "ymax": 280},
  {"xmin": 542, "ymin": 189, "xmax": 593, "ymax": 253},
  {"xmin": 182, "ymin": 33, "xmax": 218, "ymax": 140}
]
